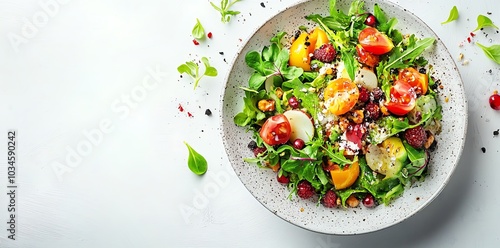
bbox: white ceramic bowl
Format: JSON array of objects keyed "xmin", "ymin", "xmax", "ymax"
[{"xmin": 220, "ymin": 0, "xmax": 467, "ymax": 235}]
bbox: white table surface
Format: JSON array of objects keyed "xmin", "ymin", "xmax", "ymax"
[{"xmin": 1, "ymin": 0, "xmax": 499, "ymax": 247}]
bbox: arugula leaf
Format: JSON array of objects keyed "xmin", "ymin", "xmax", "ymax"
[
  {"xmin": 348, "ymin": 0, "xmax": 364, "ymax": 16},
  {"xmin": 234, "ymin": 90, "xmax": 266, "ymax": 126},
  {"xmin": 323, "ymin": 143, "xmax": 354, "ymax": 165},
  {"xmin": 373, "ymin": 4, "xmax": 388, "ymax": 24},
  {"xmin": 192, "ymin": 18, "xmax": 205, "ymax": 40},
  {"xmin": 184, "ymin": 142, "xmax": 208, "ymax": 175},
  {"xmin": 473, "ymin": 15, "xmax": 499, "ymax": 31},
  {"xmin": 210, "ymin": 0, "xmax": 242, "ymax": 23},
  {"xmin": 329, "ymin": 0, "xmax": 337, "ymax": 16},
  {"xmin": 178, "ymin": 57, "xmax": 218, "ymax": 90},
  {"xmin": 341, "ymin": 48, "xmax": 357, "ymax": 81},
  {"xmin": 476, "ymin": 42, "xmax": 500, "ymax": 64},
  {"xmin": 384, "ymin": 37, "xmax": 435, "ymax": 71},
  {"xmin": 337, "ymin": 188, "xmax": 367, "ymax": 207},
  {"xmin": 441, "ymin": 6, "xmax": 459, "ymax": 24}
]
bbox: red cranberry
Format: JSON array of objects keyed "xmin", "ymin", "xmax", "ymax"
[
  {"xmin": 252, "ymin": 147, "xmax": 267, "ymax": 157},
  {"xmin": 362, "ymin": 194, "xmax": 376, "ymax": 208},
  {"xmin": 277, "ymin": 174, "xmax": 290, "ymax": 184},
  {"xmin": 365, "ymin": 14, "xmax": 377, "ymax": 27},
  {"xmin": 292, "ymin": 139, "xmax": 305, "ymax": 150},
  {"xmin": 288, "ymin": 96, "xmax": 300, "ymax": 109},
  {"xmin": 404, "ymin": 126, "xmax": 427, "ymax": 149},
  {"xmin": 365, "ymin": 102, "xmax": 381, "ymax": 121},
  {"xmin": 322, "ymin": 190, "xmax": 338, "ymax": 208},
  {"xmin": 297, "ymin": 180, "xmax": 315, "ymax": 199},
  {"xmin": 489, "ymin": 93, "xmax": 500, "ymax": 110},
  {"xmin": 358, "ymin": 86, "xmax": 370, "ymax": 103}
]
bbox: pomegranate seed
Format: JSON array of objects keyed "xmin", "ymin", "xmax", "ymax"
[
  {"xmin": 292, "ymin": 139, "xmax": 305, "ymax": 150},
  {"xmin": 489, "ymin": 93, "xmax": 500, "ymax": 110},
  {"xmin": 362, "ymin": 194, "xmax": 376, "ymax": 208},
  {"xmin": 207, "ymin": 32, "xmax": 213, "ymax": 39},
  {"xmin": 365, "ymin": 14, "xmax": 377, "ymax": 27},
  {"xmin": 288, "ymin": 96, "xmax": 300, "ymax": 109},
  {"xmin": 192, "ymin": 39, "xmax": 199, "ymax": 45},
  {"xmin": 277, "ymin": 174, "xmax": 290, "ymax": 184}
]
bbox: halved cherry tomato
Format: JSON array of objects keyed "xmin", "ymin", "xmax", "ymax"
[
  {"xmin": 259, "ymin": 114, "xmax": 292, "ymax": 146},
  {"xmin": 330, "ymin": 161, "xmax": 360, "ymax": 190},
  {"xmin": 289, "ymin": 28, "xmax": 330, "ymax": 71},
  {"xmin": 356, "ymin": 44, "xmax": 380, "ymax": 68},
  {"xmin": 358, "ymin": 27, "xmax": 394, "ymax": 55},
  {"xmin": 385, "ymin": 80, "xmax": 417, "ymax": 116},
  {"xmin": 323, "ymin": 78, "xmax": 359, "ymax": 115},
  {"xmin": 398, "ymin": 67, "xmax": 428, "ymax": 95}
]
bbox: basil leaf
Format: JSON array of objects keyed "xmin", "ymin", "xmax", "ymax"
[
  {"xmin": 441, "ymin": 6, "xmax": 458, "ymax": 24},
  {"xmin": 184, "ymin": 142, "xmax": 208, "ymax": 175},
  {"xmin": 476, "ymin": 42, "xmax": 500, "ymax": 64},
  {"xmin": 192, "ymin": 18, "xmax": 205, "ymax": 40},
  {"xmin": 473, "ymin": 15, "xmax": 499, "ymax": 31}
]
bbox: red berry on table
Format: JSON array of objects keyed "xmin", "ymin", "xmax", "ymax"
[
  {"xmin": 362, "ymin": 194, "xmax": 376, "ymax": 208},
  {"xmin": 490, "ymin": 93, "xmax": 500, "ymax": 110},
  {"xmin": 277, "ymin": 174, "xmax": 290, "ymax": 184},
  {"xmin": 297, "ymin": 180, "xmax": 315, "ymax": 199},
  {"xmin": 192, "ymin": 39, "xmax": 199, "ymax": 45},
  {"xmin": 322, "ymin": 190, "xmax": 338, "ymax": 208},
  {"xmin": 207, "ymin": 32, "xmax": 213, "ymax": 39},
  {"xmin": 365, "ymin": 14, "xmax": 377, "ymax": 27}
]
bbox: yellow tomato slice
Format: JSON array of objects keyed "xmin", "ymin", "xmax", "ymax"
[
  {"xmin": 330, "ymin": 161, "xmax": 360, "ymax": 190},
  {"xmin": 323, "ymin": 78, "xmax": 360, "ymax": 115}
]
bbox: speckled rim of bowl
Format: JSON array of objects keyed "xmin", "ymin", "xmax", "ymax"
[{"xmin": 219, "ymin": 0, "xmax": 467, "ymax": 235}]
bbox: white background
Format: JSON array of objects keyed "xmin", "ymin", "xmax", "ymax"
[{"xmin": 0, "ymin": 0, "xmax": 499, "ymax": 247}]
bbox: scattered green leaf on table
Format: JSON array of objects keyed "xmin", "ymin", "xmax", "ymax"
[
  {"xmin": 192, "ymin": 18, "xmax": 205, "ymax": 40},
  {"xmin": 441, "ymin": 6, "xmax": 458, "ymax": 24},
  {"xmin": 476, "ymin": 42, "xmax": 500, "ymax": 64},
  {"xmin": 177, "ymin": 57, "xmax": 218, "ymax": 89},
  {"xmin": 210, "ymin": 0, "xmax": 242, "ymax": 23},
  {"xmin": 184, "ymin": 142, "xmax": 208, "ymax": 175},
  {"xmin": 473, "ymin": 15, "xmax": 499, "ymax": 31}
]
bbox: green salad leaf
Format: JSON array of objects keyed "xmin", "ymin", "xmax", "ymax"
[
  {"xmin": 192, "ymin": 18, "xmax": 205, "ymax": 40},
  {"xmin": 178, "ymin": 57, "xmax": 218, "ymax": 90},
  {"xmin": 210, "ymin": 0, "xmax": 242, "ymax": 23},
  {"xmin": 476, "ymin": 42, "xmax": 500, "ymax": 64},
  {"xmin": 441, "ymin": 6, "xmax": 459, "ymax": 24},
  {"xmin": 184, "ymin": 142, "xmax": 208, "ymax": 175},
  {"xmin": 473, "ymin": 14, "xmax": 499, "ymax": 31}
]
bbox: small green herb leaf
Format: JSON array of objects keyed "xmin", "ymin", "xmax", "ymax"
[
  {"xmin": 184, "ymin": 142, "xmax": 208, "ymax": 175},
  {"xmin": 476, "ymin": 42, "xmax": 500, "ymax": 64},
  {"xmin": 210, "ymin": 0, "xmax": 242, "ymax": 23},
  {"xmin": 178, "ymin": 57, "xmax": 218, "ymax": 90},
  {"xmin": 192, "ymin": 18, "xmax": 205, "ymax": 40},
  {"xmin": 473, "ymin": 15, "xmax": 499, "ymax": 31},
  {"xmin": 441, "ymin": 6, "xmax": 458, "ymax": 24}
]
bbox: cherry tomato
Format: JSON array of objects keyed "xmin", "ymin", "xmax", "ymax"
[
  {"xmin": 385, "ymin": 80, "xmax": 417, "ymax": 116},
  {"xmin": 323, "ymin": 78, "xmax": 360, "ymax": 115},
  {"xmin": 358, "ymin": 27, "xmax": 394, "ymax": 55},
  {"xmin": 356, "ymin": 44, "xmax": 380, "ymax": 68},
  {"xmin": 259, "ymin": 114, "xmax": 292, "ymax": 146},
  {"xmin": 398, "ymin": 67, "xmax": 428, "ymax": 95}
]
